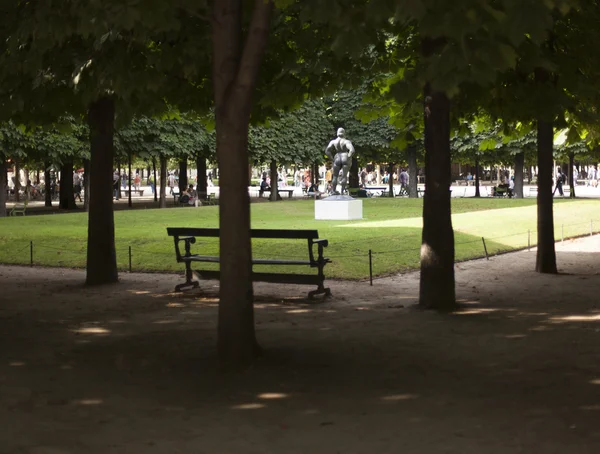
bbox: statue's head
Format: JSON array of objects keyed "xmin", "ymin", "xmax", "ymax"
[{"xmin": 337, "ymin": 127, "xmax": 345, "ymax": 138}]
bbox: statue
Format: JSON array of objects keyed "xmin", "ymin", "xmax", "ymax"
[{"xmin": 325, "ymin": 128, "xmax": 355, "ymax": 195}]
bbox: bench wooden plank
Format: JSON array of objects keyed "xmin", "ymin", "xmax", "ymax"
[
  {"xmin": 195, "ymin": 270, "xmax": 322, "ymax": 286},
  {"xmin": 182, "ymin": 255, "xmax": 313, "ymax": 266},
  {"xmin": 167, "ymin": 227, "xmax": 320, "ymax": 240}
]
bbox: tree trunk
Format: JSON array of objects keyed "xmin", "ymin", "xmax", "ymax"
[
  {"xmin": 14, "ymin": 161, "xmax": 20, "ymax": 202},
  {"xmin": 83, "ymin": 158, "xmax": 90, "ymax": 211},
  {"xmin": 128, "ymin": 153, "xmax": 132, "ymax": 208},
  {"xmin": 86, "ymin": 97, "xmax": 118, "ymax": 285},
  {"xmin": 568, "ymin": 152, "xmax": 575, "ymax": 198},
  {"xmin": 152, "ymin": 158, "xmax": 158, "ymax": 203},
  {"xmin": 388, "ymin": 162, "xmax": 395, "ymax": 196},
  {"xmin": 536, "ymin": 119, "xmax": 557, "ymax": 274},
  {"xmin": 408, "ymin": 145, "xmax": 418, "ymax": 198},
  {"xmin": 197, "ymin": 154, "xmax": 207, "ymax": 194},
  {"xmin": 212, "ymin": 0, "xmax": 273, "ymax": 367},
  {"xmin": 44, "ymin": 161, "xmax": 52, "ymax": 207},
  {"xmin": 269, "ymin": 159, "xmax": 279, "ymax": 201},
  {"xmin": 474, "ymin": 158, "xmax": 481, "ymax": 197},
  {"xmin": 59, "ymin": 158, "xmax": 77, "ymax": 210},
  {"xmin": 159, "ymin": 156, "xmax": 167, "ymax": 208},
  {"xmin": 419, "ymin": 85, "xmax": 456, "ymax": 311},
  {"xmin": 514, "ymin": 152, "xmax": 524, "ymax": 198},
  {"xmin": 0, "ymin": 162, "xmax": 7, "ymax": 217},
  {"xmin": 178, "ymin": 159, "xmax": 188, "ymax": 194},
  {"xmin": 349, "ymin": 156, "xmax": 359, "ymax": 190},
  {"xmin": 529, "ymin": 166, "xmax": 533, "ymax": 184}
]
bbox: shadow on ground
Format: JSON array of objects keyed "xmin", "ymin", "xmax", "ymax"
[{"xmin": 1, "ymin": 249, "xmax": 600, "ymax": 453}]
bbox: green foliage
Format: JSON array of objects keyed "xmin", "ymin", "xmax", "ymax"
[{"xmin": 249, "ymin": 99, "xmax": 332, "ymax": 165}]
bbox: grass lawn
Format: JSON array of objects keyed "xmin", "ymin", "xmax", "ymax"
[{"xmin": 1, "ymin": 197, "xmax": 599, "ymax": 279}]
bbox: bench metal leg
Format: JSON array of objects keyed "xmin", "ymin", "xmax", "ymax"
[
  {"xmin": 175, "ymin": 261, "xmax": 200, "ymax": 292},
  {"xmin": 308, "ymin": 261, "xmax": 332, "ymax": 299},
  {"xmin": 308, "ymin": 285, "xmax": 332, "ymax": 300}
]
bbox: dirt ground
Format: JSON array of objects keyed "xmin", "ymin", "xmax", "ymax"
[{"xmin": 1, "ymin": 237, "xmax": 600, "ymax": 454}]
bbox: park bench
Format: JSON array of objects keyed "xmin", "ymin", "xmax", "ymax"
[
  {"xmin": 10, "ymin": 199, "xmax": 28, "ymax": 216},
  {"xmin": 121, "ymin": 189, "xmax": 144, "ymax": 197},
  {"xmin": 167, "ymin": 227, "xmax": 332, "ymax": 299}
]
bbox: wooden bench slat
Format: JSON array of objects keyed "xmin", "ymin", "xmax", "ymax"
[
  {"xmin": 167, "ymin": 227, "xmax": 320, "ymax": 240},
  {"xmin": 195, "ymin": 270, "xmax": 322, "ymax": 286},
  {"xmin": 182, "ymin": 255, "xmax": 313, "ymax": 266}
]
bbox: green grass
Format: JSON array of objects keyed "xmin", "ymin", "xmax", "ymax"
[{"xmin": 1, "ymin": 197, "xmax": 598, "ymax": 279}]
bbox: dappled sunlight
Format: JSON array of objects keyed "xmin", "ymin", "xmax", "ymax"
[
  {"xmin": 153, "ymin": 319, "xmax": 179, "ymax": 325},
  {"xmin": 167, "ymin": 302, "xmax": 186, "ymax": 308},
  {"xmin": 454, "ymin": 308, "xmax": 501, "ymax": 315},
  {"xmin": 580, "ymin": 405, "xmax": 600, "ymax": 411},
  {"xmin": 381, "ymin": 394, "xmax": 419, "ymax": 402},
  {"xmin": 286, "ymin": 309, "xmax": 312, "ymax": 314},
  {"xmin": 504, "ymin": 334, "xmax": 527, "ymax": 339},
  {"xmin": 71, "ymin": 326, "xmax": 111, "ymax": 335},
  {"xmin": 9, "ymin": 361, "xmax": 25, "ymax": 367},
  {"xmin": 549, "ymin": 314, "xmax": 600, "ymax": 323},
  {"xmin": 127, "ymin": 290, "xmax": 151, "ymax": 295},
  {"xmin": 257, "ymin": 393, "xmax": 289, "ymax": 400},
  {"xmin": 589, "ymin": 379, "xmax": 600, "ymax": 385},
  {"xmin": 72, "ymin": 398, "xmax": 103, "ymax": 406},
  {"xmin": 231, "ymin": 403, "xmax": 266, "ymax": 410}
]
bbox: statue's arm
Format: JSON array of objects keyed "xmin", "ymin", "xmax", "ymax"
[
  {"xmin": 325, "ymin": 141, "xmax": 334, "ymax": 160},
  {"xmin": 346, "ymin": 140, "xmax": 355, "ymax": 158}
]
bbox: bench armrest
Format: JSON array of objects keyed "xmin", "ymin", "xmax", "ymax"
[
  {"xmin": 309, "ymin": 238, "xmax": 329, "ymax": 264},
  {"xmin": 173, "ymin": 236, "xmax": 196, "ymax": 261}
]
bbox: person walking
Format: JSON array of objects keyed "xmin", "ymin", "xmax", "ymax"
[{"xmin": 553, "ymin": 168, "xmax": 565, "ymax": 197}]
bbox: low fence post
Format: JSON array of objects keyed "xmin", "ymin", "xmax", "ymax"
[
  {"xmin": 369, "ymin": 249, "xmax": 373, "ymax": 286},
  {"xmin": 30, "ymin": 241, "xmax": 33, "ymax": 267},
  {"xmin": 561, "ymin": 224, "xmax": 564, "ymax": 243},
  {"xmin": 482, "ymin": 237, "xmax": 489, "ymax": 260},
  {"xmin": 128, "ymin": 246, "xmax": 132, "ymax": 272}
]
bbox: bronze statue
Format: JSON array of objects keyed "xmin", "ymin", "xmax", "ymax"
[{"xmin": 325, "ymin": 128, "xmax": 355, "ymax": 195}]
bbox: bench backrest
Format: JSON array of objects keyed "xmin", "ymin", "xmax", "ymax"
[
  {"xmin": 167, "ymin": 227, "xmax": 322, "ymax": 263},
  {"xmin": 167, "ymin": 227, "xmax": 319, "ymax": 240}
]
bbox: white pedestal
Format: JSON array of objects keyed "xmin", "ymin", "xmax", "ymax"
[{"xmin": 315, "ymin": 198, "xmax": 363, "ymax": 220}]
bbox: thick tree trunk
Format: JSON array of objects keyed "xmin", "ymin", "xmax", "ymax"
[
  {"xmin": 59, "ymin": 158, "xmax": 77, "ymax": 210},
  {"xmin": 159, "ymin": 156, "xmax": 167, "ymax": 208},
  {"xmin": 514, "ymin": 152, "xmax": 524, "ymax": 198},
  {"xmin": 44, "ymin": 162, "xmax": 52, "ymax": 207},
  {"xmin": 408, "ymin": 145, "xmax": 418, "ymax": 198},
  {"xmin": 269, "ymin": 159, "xmax": 279, "ymax": 201},
  {"xmin": 568, "ymin": 153, "xmax": 575, "ymax": 198},
  {"xmin": 0, "ymin": 163, "xmax": 7, "ymax": 217},
  {"xmin": 83, "ymin": 158, "xmax": 90, "ymax": 211},
  {"xmin": 474, "ymin": 158, "xmax": 481, "ymax": 197},
  {"xmin": 197, "ymin": 154, "xmax": 207, "ymax": 194},
  {"xmin": 212, "ymin": 0, "xmax": 272, "ymax": 367},
  {"xmin": 419, "ymin": 86, "xmax": 456, "ymax": 311},
  {"xmin": 128, "ymin": 153, "xmax": 132, "ymax": 208},
  {"xmin": 178, "ymin": 159, "xmax": 188, "ymax": 194},
  {"xmin": 152, "ymin": 158, "xmax": 158, "ymax": 203},
  {"xmin": 536, "ymin": 119, "xmax": 557, "ymax": 274},
  {"xmin": 86, "ymin": 97, "xmax": 118, "ymax": 285}
]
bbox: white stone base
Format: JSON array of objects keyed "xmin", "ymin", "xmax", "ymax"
[{"xmin": 315, "ymin": 199, "xmax": 363, "ymax": 220}]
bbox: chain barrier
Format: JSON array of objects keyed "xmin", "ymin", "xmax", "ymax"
[{"xmin": 2, "ymin": 218, "xmax": 599, "ymax": 281}]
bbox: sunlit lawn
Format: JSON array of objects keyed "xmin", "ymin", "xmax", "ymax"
[{"xmin": 0, "ymin": 197, "xmax": 598, "ymax": 279}]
